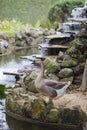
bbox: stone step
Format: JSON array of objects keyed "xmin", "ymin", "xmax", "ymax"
[{"xmin": 39, "ymin": 43, "xmax": 68, "ymax": 49}]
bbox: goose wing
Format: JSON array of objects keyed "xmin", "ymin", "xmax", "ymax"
[
  {"xmin": 44, "ymin": 79, "xmax": 67, "ymax": 89},
  {"xmin": 37, "ymin": 85, "xmax": 57, "ymax": 98}
]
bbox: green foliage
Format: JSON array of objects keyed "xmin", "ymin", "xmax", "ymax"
[
  {"xmin": 34, "ymin": 17, "xmax": 52, "ymax": 29},
  {"xmin": 0, "ymin": 20, "xmax": 30, "ymax": 37},
  {"xmin": 0, "ymin": 0, "xmax": 58, "ymax": 24},
  {"xmin": 0, "ymin": 84, "xmax": 6, "ymax": 99},
  {"xmin": 35, "ymin": 17, "xmax": 59, "ymax": 30},
  {"xmin": 62, "ymin": 59, "xmax": 78, "ymax": 67},
  {"xmin": 44, "ymin": 59, "xmax": 59, "ymax": 74},
  {"xmin": 48, "ymin": 0, "xmax": 84, "ymax": 23}
]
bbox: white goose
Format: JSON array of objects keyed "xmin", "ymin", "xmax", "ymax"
[{"xmin": 35, "ymin": 60, "xmax": 71, "ymax": 100}]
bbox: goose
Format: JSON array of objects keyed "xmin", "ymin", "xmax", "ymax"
[{"xmin": 35, "ymin": 60, "xmax": 71, "ymax": 100}]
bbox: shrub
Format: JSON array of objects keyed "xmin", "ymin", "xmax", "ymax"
[
  {"xmin": 48, "ymin": 0, "xmax": 84, "ymax": 23},
  {"xmin": 0, "ymin": 19, "xmax": 31, "ymax": 37}
]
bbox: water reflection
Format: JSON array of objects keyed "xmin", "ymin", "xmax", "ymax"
[
  {"xmin": 0, "ymin": 47, "xmax": 39, "ymax": 66},
  {"xmin": 0, "ymin": 47, "xmax": 40, "ymax": 86}
]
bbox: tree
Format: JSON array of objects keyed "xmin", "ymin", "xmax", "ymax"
[{"xmin": 80, "ymin": 59, "xmax": 87, "ymax": 91}]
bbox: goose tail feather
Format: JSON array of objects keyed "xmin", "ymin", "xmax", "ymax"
[{"xmin": 54, "ymin": 81, "xmax": 71, "ymax": 99}]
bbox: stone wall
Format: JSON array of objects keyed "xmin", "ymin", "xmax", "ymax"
[{"xmin": 0, "ymin": 28, "xmax": 56, "ymax": 55}]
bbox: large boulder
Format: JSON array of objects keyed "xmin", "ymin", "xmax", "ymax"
[
  {"xmin": 58, "ymin": 68, "xmax": 73, "ymax": 78},
  {"xmin": 0, "ymin": 39, "xmax": 9, "ymax": 54},
  {"xmin": 0, "ymin": 33, "xmax": 8, "ymax": 40},
  {"xmin": 45, "ymin": 108, "xmax": 59, "ymax": 123},
  {"xmin": 61, "ymin": 58, "xmax": 78, "ymax": 68},
  {"xmin": 44, "ymin": 58, "xmax": 60, "ymax": 74}
]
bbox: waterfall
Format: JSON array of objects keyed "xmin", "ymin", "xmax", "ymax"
[{"xmin": 84, "ymin": 0, "xmax": 87, "ymax": 7}]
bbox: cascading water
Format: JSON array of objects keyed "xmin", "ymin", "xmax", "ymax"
[{"xmin": 84, "ymin": 0, "xmax": 87, "ymax": 7}]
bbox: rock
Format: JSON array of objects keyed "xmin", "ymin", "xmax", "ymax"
[
  {"xmin": 9, "ymin": 37, "xmax": 15, "ymax": 45},
  {"xmin": 44, "ymin": 58, "xmax": 60, "ymax": 74},
  {"xmin": 0, "ymin": 33, "xmax": 8, "ymax": 40},
  {"xmin": 59, "ymin": 76, "xmax": 73, "ymax": 83},
  {"xmin": 0, "ymin": 39, "xmax": 9, "ymax": 54},
  {"xmin": 6, "ymin": 89, "xmax": 87, "ymax": 125},
  {"xmin": 62, "ymin": 59, "xmax": 78, "ymax": 68},
  {"xmin": 45, "ymin": 108, "xmax": 59, "ymax": 123},
  {"xmin": 56, "ymin": 51, "xmax": 64, "ymax": 61},
  {"xmin": 67, "ymin": 43, "xmax": 81, "ymax": 58},
  {"xmin": 20, "ymin": 31, "xmax": 27, "ymax": 39},
  {"xmin": 25, "ymin": 36, "xmax": 32, "ymax": 45},
  {"xmin": 78, "ymin": 55, "xmax": 86, "ymax": 63},
  {"xmin": 59, "ymin": 68, "xmax": 73, "ymax": 78},
  {"xmin": 49, "ymin": 29, "xmax": 56, "ymax": 35},
  {"xmin": 73, "ymin": 63, "xmax": 85, "ymax": 76},
  {"xmin": 15, "ymin": 39, "xmax": 26, "ymax": 47},
  {"xmin": 43, "ymin": 28, "xmax": 49, "ymax": 36},
  {"xmin": 31, "ymin": 99, "xmax": 46, "ymax": 120},
  {"xmin": 73, "ymin": 75, "xmax": 83, "ymax": 85},
  {"xmin": 59, "ymin": 108, "xmax": 86, "ymax": 125},
  {"xmin": 6, "ymin": 94, "xmax": 25, "ymax": 115},
  {"xmin": 78, "ymin": 28, "xmax": 87, "ymax": 38},
  {"xmin": 23, "ymin": 75, "xmax": 38, "ymax": 93},
  {"xmin": 26, "ymin": 28, "xmax": 40, "ymax": 38},
  {"xmin": 15, "ymin": 32, "xmax": 22, "ymax": 40},
  {"xmin": 35, "ymin": 36, "xmax": 44, "ymax": 45},
  {"xmin": 63, "ymin": 54, "xmax": 71, "ymax": 61},
  {"xmin": 22, "ymin": 99, "xmax": 32, "ymax": 118},
  {"xmin": 48, "ymin": 74, "xmax": 59, "ymax": 81}
]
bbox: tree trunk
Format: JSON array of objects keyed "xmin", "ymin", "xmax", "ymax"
[{"xmin": 80, "ymin": 59, "xmax": 87, "ymax": 91}]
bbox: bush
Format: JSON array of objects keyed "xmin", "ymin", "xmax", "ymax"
[
  {"xmin": 48, "ymin": 0, "xmax": 84, "ymax": 23},
  {"xmin": 34, "ymin": 17, "xmax": 52, "ymax": 29},
  {"xmin": 34, "ymin": 17, "xmax": 59, "ymax": 30},
  {"xmin": 0, "ymin": 19, "xmax": 31, "ymax": 37}
]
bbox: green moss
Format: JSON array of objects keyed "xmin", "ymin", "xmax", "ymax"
[
  {"xmin": 67, "ymin": 43, "xmax": 81, "ymax": 58},
  {"xmin": 31, "ymin": 99, "xmax": 46, "ymax": 120},
  {"xmin": 6, "ymin": 94, "xmax": 13, "ymax": 110},
  {"xmin": 45, "ymin": 109, "xmax": 59, "ymax": 123},
  {"xmin": 62, "ymin": 59, "xmax": 78, "ymax": 67},
  {"xmin": 60, "ymin": 76, "xmax": 73, "ymax": 83},
  {"xmin": 22, "ymin": 100, "xmax": 32, "ymax": 118},
  {"xmin": 22, "ymin": 76, "xmax": 37, "ymax": 93},
  {"xmin": 44, "ymin": 59, "xmax": 59, "ymax": 74},
  {"xmin": 59, "ymin": 108, "xmax": 86, "ymax": 125}
]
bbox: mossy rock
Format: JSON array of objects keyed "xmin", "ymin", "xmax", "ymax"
[
  {"xmin": 45, "ymin": 108, "xmax": 59, "ymax": 123},
  {"xmin": 59, "ymin": 76, "xmax": 73, "ymax": 83},
  {"xmin": 44, "ymin": 59, "xmax": 60, "ymax": 74},
  {"xmin": 22, "ymin": 100, "xmax": 32, "ymax": 118},
  {"xmin": 59, "ymin": 108, "xmax": 86, "ymax": 125},
  {"xmin": 31, "ymin": 99, "xmax": 46, "ymax": 120},
  {"xmin": 6, "ymin": 94, "xmax": 13, "ymax": 110},
  {"xmin": 23, "ymin": 75, "xmax": 38, "ymax": 93},
  {"xmin": 11, "ymin": 100, "xmax": 24, "ymax": 115},
  {"xmin": 67, "ymin": 43, "xmax": 81, "ymax": 58},
  {"xmin": 62, "ymin": 59, "xmax": 78, "ymax": 68},
  {"xmin": 6, "ymin": 94, "xmax": 24, "ymax": 115}
]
